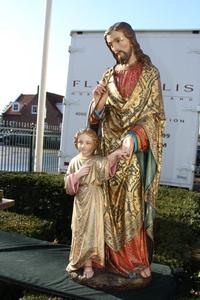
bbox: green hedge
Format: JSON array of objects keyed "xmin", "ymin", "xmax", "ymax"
[
  {"xmin": 0, "ymin": 172, "xmax": 200, "ymax": 272},
  {"xmin": 20, "ymin": 292, "xmax": 63, "ymax": 300},
  {"xmin": 154, "ymin": 186, "xmax": 200, "ymax": 271},
  {"xmin": 0, "ymin": 172, "xmax": 73, "ymax": 243},
  {"xmin": 0, "ymin": 210, "xmax": 55, "ymax": 241}
]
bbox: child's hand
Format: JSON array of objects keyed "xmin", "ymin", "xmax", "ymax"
[
  {"xmin": 115, "ymin": 148, "xmax": 129, "ymax": 159},
  {"xmin": 109, "ymin": 148, "xmax": 128, "ymax": 161},
  {"xmin": 75, "ymin": 164, "xmax": 91, "ymax": 179}
]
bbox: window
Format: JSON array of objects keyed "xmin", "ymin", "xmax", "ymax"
[
  {"xmin": 12, "ymin": 103, "xmax": 20, "ymax": 112},
  {"xmin": 31, "ymin": 105, "xmax": 37, "ymax": 114}
]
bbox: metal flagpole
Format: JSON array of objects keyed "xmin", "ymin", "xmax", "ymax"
[{"xmin": 34, "ymin": 0, "xmax": 53, "ymax": 172}]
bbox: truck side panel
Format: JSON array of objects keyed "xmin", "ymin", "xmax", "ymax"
[{"xmin": 59, "ymin": 31, "xmax": 200, "ymax": 189}]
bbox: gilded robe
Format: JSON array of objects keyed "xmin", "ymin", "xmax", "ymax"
[
  {"xmin": 88, "ymin": 63, "xmax": 165, "ymax": 277},
  {"xmin": 64, "ymin": 155, "xmax": 115, "ymax": 272}
]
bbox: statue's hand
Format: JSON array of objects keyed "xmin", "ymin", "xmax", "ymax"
[
  {"xmin": 122, "ymin": 136, "xmax": 134, "ymax": 156},
  {"xmin": 92, "ymin": 81, "xmax": 108, "ymax": 109}
]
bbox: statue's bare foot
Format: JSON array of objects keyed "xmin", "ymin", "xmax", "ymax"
[
  {"xmin": 65, "ymin": 265, "xmax": 72, "ymax": 273},
  {"xmin": 140, "ymin": 267, "xmax": 151, "ymax": 278},
  {"xmin": 83, "ymin": 266, "xmax": 94, "ymax": 279}
]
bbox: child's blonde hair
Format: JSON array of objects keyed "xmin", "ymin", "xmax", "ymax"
[{"xmin": 74, "ymin": 128, "xmax": 99, "ymax": 150}]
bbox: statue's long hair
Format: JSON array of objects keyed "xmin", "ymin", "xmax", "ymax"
[{"xmin": 104, "ymin": 22, "xmax": 151, "ymax": 65}]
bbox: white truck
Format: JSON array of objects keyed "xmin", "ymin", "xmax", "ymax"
[{"xmin": 59, "ymin": 30, "xmax": 200, "ymax": 190}]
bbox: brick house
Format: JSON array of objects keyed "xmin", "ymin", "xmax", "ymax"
[{"xmin": 2, "ymin": 91, "xmax": 64, "ymax": 128}]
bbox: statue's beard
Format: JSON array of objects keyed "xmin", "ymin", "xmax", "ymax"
[{"xmin": 114, "ymin": 48, "xmax": 132, "ymax": 64}]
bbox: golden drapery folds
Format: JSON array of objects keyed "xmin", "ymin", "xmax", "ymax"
[
  {"xmin": 65, "ymin": 156, "xmax": 111, "ymax": 272},
  {"xmin": 89, "ymin": 63, "xmax": 165, "ymax": 260}
]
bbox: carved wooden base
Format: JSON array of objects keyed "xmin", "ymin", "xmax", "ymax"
[{"xmin": 68, "ymin": 269, "xmax": 151, "ymax": 290}]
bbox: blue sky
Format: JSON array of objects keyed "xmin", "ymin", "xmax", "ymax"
[{"xmin": 0, "ymin": 0, "xmax": 200, "ymax": 113}]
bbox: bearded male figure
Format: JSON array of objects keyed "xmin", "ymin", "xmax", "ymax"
[{"xmin": 88, "ymin": 22, "xmax": 165, "ymax": 281}]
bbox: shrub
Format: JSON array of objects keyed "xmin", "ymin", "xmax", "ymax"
[
  {"xmin": 0, "ymin": 172, "xmax": 200, "ymax": 272},
  {"xmin": 0, "ymin": 172, "xmax": 73, "ymax": 243},
  {"xmin": 0, "ymin": 210, "xmax": 55, "ymax": 241},
  {"xmin": 154, "ymin": 186, "xmax": 200, "ymax": 271}
]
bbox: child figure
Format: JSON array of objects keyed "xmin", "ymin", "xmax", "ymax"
[{"xmin": 64, "ymin": 128, "xmax": 126, "ymax": 279}]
